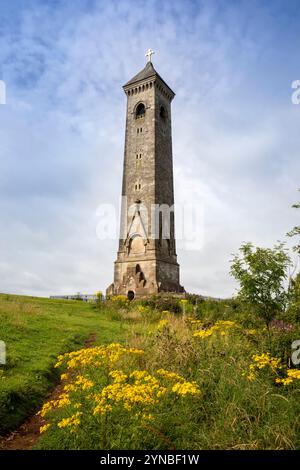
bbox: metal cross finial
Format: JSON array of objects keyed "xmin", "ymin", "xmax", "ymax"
[{"xmin": 145, "ymin": 48, "xmax": 155, "ymax": 63}]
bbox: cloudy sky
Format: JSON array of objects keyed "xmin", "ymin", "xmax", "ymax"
[{"xmin": 0, "ymin": 0, "xmax": 299, "ymax": 298}]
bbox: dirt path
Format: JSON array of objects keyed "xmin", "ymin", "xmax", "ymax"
[{"xmin": 0, "ymin": 333, "xmax": 97, "ymax": 451}]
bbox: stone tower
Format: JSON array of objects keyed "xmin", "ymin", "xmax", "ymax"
[{"xmin": 107, "ymin": 51, "xmax": 184, "ymax": 299}]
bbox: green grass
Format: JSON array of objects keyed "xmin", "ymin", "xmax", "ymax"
[
  {"xmin": 1, "ymin": 294, "xmax": 300, "ymax": 449},
  {"xmin": 0, "ymin": 294, "xmax": 129, "ymax": 435},
  {"xmin": 35, "ymin": 302, "xmax": 300, "ymax": 450}
]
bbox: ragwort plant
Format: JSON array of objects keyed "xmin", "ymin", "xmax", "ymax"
[
  {"xmin": 37, "ymin": 301, "xmax": 300, "ymax": 450},
  {"xmin": 37, "ymin": 342, "xmax": 201, "ymax": 449}
]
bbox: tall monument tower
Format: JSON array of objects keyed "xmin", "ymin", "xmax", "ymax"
[{"xmin": 107, "ymin": 50, "xmax": 184, "ymax": 299}]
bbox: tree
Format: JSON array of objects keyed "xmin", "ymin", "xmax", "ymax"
[
  {"xmin": 230, "ymin": 243, "xmax": 291, "ymax": 345},
  {"xmin": 287, "ymin": 189, "xmax": 300, "ymax": 254},
  {"xmin": 287, "ymin": 273, "xmax": 300, "ymax": 323}
]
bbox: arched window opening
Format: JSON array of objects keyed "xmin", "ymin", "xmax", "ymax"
[
  {"xmin": 136, "ymin": 103, "xmax": 145, "ymax": 119},
  {"xmin": 160, "ymin": 105, "xmax": 167, "ymax": 120}
]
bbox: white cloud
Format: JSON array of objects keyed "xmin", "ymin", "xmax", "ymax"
[{"xmin": 0, "ymin": 0, "xmax": 299, "ymax": 298}]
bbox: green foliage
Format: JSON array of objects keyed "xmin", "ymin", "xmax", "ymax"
[
  {"xmin": 287, "ymin": 273, "xmax": 300, "ymax": 323},
  {"xmin": 107, "ymin": 295, "xmax": 130, "ymax": 309},
  {"xmin": 194, "ymin": 298, "xmax": 257, "ymax": 329},
  {"xmin": 271, "ymin": 325, "xmax": 300, "ymax": 367},
  {"xmin": 95, "ymin": 291, "xmax": 103, "ymax": 308},
  {"xmin": 139, "ymin": 295, "xmax": 182, "ymax": 314},
  {"xmin": 36, "ymin": 343, "xmax": 200, "ymax": 450},
  {"xmin": 287, "ymin": 189, "xmax": 300, "ymax": 254},
  {"xmin": 196, "ymin": 298, "xmax": 227, "ymax": 322},
  {"xmin": 230, "ymin": 242, "xmax": 291, "ymax": 328},
  {"xmin": 2, "ymin": 294, "xmax": 300, "ymax": 449},
  {"xmin": 0, "ymin": 294, "xmax": 130, "ymax": 436},
  {"xmin": 184, "ymin": 293, "xmax": 203, "ymax": 305},
  {"xmin": 37, "ymin": 311, "xmax": 300, "ymax": 450}
]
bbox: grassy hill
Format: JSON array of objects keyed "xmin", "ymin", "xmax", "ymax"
[
  {"xmin": 1, "ymin": 293, "xmax": 300, "ymax": 449},
  {"xmin": 0, "ymin": 294, "xmax": 129, "ymax": 435}
]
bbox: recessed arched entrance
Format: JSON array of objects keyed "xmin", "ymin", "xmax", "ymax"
[{"xmin": 127, "ymin": 290, "xmax": 135, "ymax": 301}]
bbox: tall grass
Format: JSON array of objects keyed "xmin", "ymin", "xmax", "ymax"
[
  {"xmin": 36, "ymin": 299, "xmax": 300, "ymax": 450},
  {"xmin": 0, "ymin": 294, "xmax": 131, "ymax": 435}
]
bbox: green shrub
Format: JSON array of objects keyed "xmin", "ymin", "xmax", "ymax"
[
  {"xmin": 287, "ymin": 273, "xmax": 300, "ymax": 323},
  {"xmin": 140, "ymin": 295, "xmax": 182, "ymax": 314}
]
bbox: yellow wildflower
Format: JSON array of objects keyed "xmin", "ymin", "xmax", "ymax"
[
  {"xmin": 244, "ymin": 353, "xmax": 282, "ymax": 382},
  {"xmin": 55, "ymin": 343, "xmax": 144, "ymax": 370},
  {"xmin": 38, "ymin": 400, "xmax": 55, "ymax": 418},
  {"xmin": 157, "ymin": 319, "xmax": 169, "ymax": 331},
  {"xmin": 57, "ymin": 412, "xmax": 82, "ymax": 429},
  {"xmin": 63, "ymin": 383, "xmax": 76, "ymax": 392},
  {"xmin": 247, "ymin": 372, "xmax": 256, "ymax": 382},
  {"xmin": 75, "ymin": 375, "xmax": 94, "ymax": 390},
  {"xmin": 193, "ymin": 329, "xmax": 213, "ymax": 339},
  {"xmin": 246, "ymin": 329, "xmax": 257, "ymax": 335},
  {"xmin": 156, "ymin": 369, "xmax": 185, "ymax": 382},
  {"xmin": 172, "ymin": 381, "xmax": 200, "ymax": 396},
  {"xmin": 56, "ymin": 393, "xmax": 71, "ymax": 408},
  {"xmin": 214, "ymin": 320, "xmax": 237, "ymax": 328},
  {"xmin": 141, "ymin": 413, "xmax": 154, "ymax": 421},
  {"xmin": 252, "ymin": 353, "xmax": 281, "ymax": 370},
  {"xmin": 110, "ymin": 370, "xmax": 128, "ymax": 383},
  {"xmin": 276, "ymin": 369, "xmax": 300, "ymax": 385},
  {"xmin": 39, "ymin": 423, "xmax": 51, "ymax": 434}
]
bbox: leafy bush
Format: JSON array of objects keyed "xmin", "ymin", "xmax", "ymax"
[
  {"xmin": 230, "ymin": 242, "xmax": 291, "ymax": 349},
  {"xmin": 287, "ymin": 273, "xmax": 300, "ymax": 323},
  {"xmin": 140, "ymin": 295, "xmax": 182, "ymax": 314}
]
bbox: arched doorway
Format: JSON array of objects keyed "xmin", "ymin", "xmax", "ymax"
[{"xmin": 127, "ymin": 290, "xmax": 135, "ymax": 301}]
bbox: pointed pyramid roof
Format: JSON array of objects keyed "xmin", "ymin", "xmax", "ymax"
[
  {"xmin": 124, "ymin": 61, "xmax": 157, "ymax": 87},
  {"xmin": 123, "ymin": 61, "xmax": 175, "ymax": 96}
]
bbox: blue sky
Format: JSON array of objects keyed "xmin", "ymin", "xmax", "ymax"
[{"xmin": 0, "ymin": 0, "xmax": 299, "ymax": 297}]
